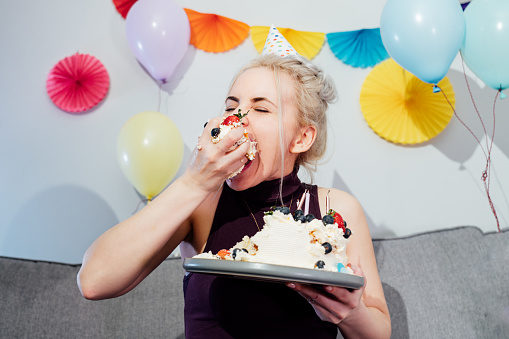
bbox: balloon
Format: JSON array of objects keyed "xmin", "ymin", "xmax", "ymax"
[
  {"xmin": 380, "ymin": 0, "xmax": 465, "ymax": 84},
  {"xmin": 125, "ymin": 0, "xmax": 190, "ymax": 83},
  {"xmin": 117, "ymin": 111, "xmax": 184, "ymax": 200},
  {"xmin": 461, "ymin": 0, "xmax": 509, "ymax": 91}
]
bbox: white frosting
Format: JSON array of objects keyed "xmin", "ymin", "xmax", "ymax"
[
  {"xmin": 229, "ymin": 211, "xmax": 351, "ymax": 272},
  {"xmin": 211, "ymin": 115, "xmax": 258, "ymax": 179},
  {"xmin": 193, "ymin": 211, "xmax": 352, "ymax": 273}
]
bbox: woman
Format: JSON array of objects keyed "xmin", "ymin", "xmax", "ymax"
[{"xmin": 78, "ymin": 54, "xmax": 391, "ymax": 338}]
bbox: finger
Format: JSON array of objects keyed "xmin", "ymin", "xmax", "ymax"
[{"xmin": 215, "ymin": 127, "xmax": 247, "ymax": 153}]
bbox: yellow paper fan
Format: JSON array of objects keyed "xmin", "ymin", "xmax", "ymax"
[
  {"xmin": 250, "ymin": 26, "xmax": 325, "ymax": 60},
  {"xmin": 360, "ymin": 59, "xmax": 455, "ymax": 144},
  {"xmin": 184, "ymin": 8, "xmax": 250, "ymax": 53}
]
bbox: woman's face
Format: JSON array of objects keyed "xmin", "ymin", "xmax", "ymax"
[{"xmin": 225, "ymin": 67, "xmax": 303, "ymax": 191}]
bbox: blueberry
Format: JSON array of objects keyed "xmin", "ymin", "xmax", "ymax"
[
  {"xmin": 315, "ymin": 260, "xmax": 325, "ymax": 269},
  {"xmin": 273, "ymin": 206, "xmax": 282, "ymax": 211},
  {"xmin": 211, "ymin": 128, "xmax": 220, "ymax": 137},
  {"xmin": 232, "ymin": 248, "xmax": 248, "ymax": 259},
  {"xmin": 322, "ymin": 242, "xmax": 332, "ymax": 254},
  {"xmin": 344, "ymin": 220, "xmax": 348, "ymax": 227},
  {"xmin": 232, "ymin": 248, "xmax": 242, "ymax": 259},
  {"xmin": 343, "ymin": 228, "xmax": 352, "ymax": 239},
  {"xmin": 292, "ymin": 209, "xmax": 304, "ymax": 221},
  {"xmin": 280, "ymin": 207, "xmax": 290, "ymax": 215},
  {"xmin": 322, "ymin": 214, "xmax": 334, "ymax": 225},
  {"xmin": 304, "ymin": 214, "xmax": 315, "ymax": 223}
]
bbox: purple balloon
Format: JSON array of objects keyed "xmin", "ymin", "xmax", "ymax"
[{"xmin": 126, "ymin": 0, "xmax": 190, "ymax": 83}]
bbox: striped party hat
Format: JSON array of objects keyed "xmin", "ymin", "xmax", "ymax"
[{"xmin": 262, "ymin": 25, "xmax": 299, "ymax": 57}]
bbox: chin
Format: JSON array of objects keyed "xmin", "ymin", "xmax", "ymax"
[{"xmin": 226, "ymin": 160, "xmax": 257, "ymax": 191}]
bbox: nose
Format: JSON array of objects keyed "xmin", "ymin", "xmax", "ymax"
[{"xmin": 241, "ymin": 112, "xmax": 249, "ymax": 127}]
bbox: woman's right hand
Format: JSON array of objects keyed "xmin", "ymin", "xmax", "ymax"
[{"xmin": 183, "ymin": 116, "xmax": 251, "ymax": 192}]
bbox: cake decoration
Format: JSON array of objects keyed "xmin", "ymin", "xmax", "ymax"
[
  {"xmin": 210, "ymin": 108, "xmax": 257, "ymax": 179},
  {"xmin": 194, "ymin": 205, "xmax": 353, "ymax": 274}
]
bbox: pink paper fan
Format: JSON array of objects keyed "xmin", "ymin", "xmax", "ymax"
[{"xmin": 46, "ymin": 53, "xmax": 110, "ymax": 113}]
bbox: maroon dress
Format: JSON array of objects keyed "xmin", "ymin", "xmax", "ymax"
[{"xmin": 183, "ymin": 169, "xmax": 338, "ymax": 338}]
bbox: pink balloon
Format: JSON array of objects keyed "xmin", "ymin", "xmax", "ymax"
[{"xmin": 125, "ymin": 0, "xmax": 190, "ymax": 83}]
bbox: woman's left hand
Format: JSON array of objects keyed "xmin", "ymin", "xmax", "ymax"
[{"xmin": 287, "ymin": 265, "xmax": 366, "ymax": 325}]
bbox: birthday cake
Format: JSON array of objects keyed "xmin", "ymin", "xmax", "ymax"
[
  {"xmin": 210, "ymin": 109, "xmax": 257, "ymax": 179},
  {"xmin": 194, "ymin": 207, "xmax": 353, "ymax": 274}
]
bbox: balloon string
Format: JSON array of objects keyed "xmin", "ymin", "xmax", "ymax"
[
  {"xmin": 436, "ymin": 80, "xmax": 500, "ymax": 233},
  {"xmin": 461, "ymin": 58, "xmax": 491, "ymax": 158},
  {"xmin": 132, "ymin": 198, "xmax": 150, "ymax": 215},
  {"xmin": 158, "ymin": 82, "xmax": 162, "ymax": 113}
]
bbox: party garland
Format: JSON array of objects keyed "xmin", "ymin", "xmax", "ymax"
[{"xmin": 113, "ymin": 1, "xmax": 389, "ymax": 68}]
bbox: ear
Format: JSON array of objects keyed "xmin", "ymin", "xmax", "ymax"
[{"xmin": 289, "ymin": 125, "xmax": 317, "ymax": 154}]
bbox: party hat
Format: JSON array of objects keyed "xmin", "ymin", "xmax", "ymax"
[{"xmin": 262, "ymin": 25, "xmax": 299, "ymax": 57}]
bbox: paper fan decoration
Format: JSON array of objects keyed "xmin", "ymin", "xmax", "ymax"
[
  {"xmin": 327, "ymin": 28, "xmax": 389, "ymax": 68},
  {"xmin": 112, "ymin": 0, "xmax": 138, "ymax": 18},
  {"xmin": 251, "ymin": 26, "xmax": 325, "ymax": 60},
  {"xmin": 46, "ymin": 53, "xmax": 110, "ymax": 113},
  {"xmin": 360, "ymin": 58, "xmax": 455, "ymax": 144},
  {"xmin": 184, "ymin": 8, "xmax": 249, "ymax": 53}
]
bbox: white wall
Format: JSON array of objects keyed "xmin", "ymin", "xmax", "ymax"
[{"xmin": 0, "ymin": 0, "xmax": 507, "ymax": 264}]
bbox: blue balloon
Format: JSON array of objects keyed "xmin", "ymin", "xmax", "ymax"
[
  {"xmin": 380, "ymin": 0, "xmax": 465, "ymax": 84},
  {"xmin": 461, "ymin": 0, "xmax": 509, "ymax": 91}
]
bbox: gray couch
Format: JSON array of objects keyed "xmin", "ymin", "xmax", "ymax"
[{"xmin": 1, "ymin": 226, "xmax": 507, "ymax": 338}]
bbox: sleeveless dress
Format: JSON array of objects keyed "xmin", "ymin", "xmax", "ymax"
[{"xmin": 183, "ymin": 169, "xmax": 338, "ymax": 338}]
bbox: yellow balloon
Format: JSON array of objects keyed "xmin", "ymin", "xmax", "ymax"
[{"xmin": 117, "ymin": 111, "xmax": 184, "ymax": 201}]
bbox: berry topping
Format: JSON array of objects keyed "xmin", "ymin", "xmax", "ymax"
[
  {"xmin": 343, "ymin": 228, "xmax": 352, "ymax": 239},
  {"xmin": 322, "ymin": 214, "xmax": 334, "ymax": 225},
  {"xmin": 217, "ymin": 249, "xmax": 230, "ymax": 259},
  {"xmin": 280, "ymin": 207, "xmax": 291, "ymax": 215},
  {"xmin": 211, "ymin": 127, "xmax": 220, "ymax": 137},
  {"xmin": 304, "ymin": 214, "xmax": 315, "ymax": 223},
  {"xmin": 322, "ymin": 242, "xmax": 332, "ymax": 254},
  {"xmin": 221, "ymin": 109, "xmax": 248, "ymax": 126},
  {"xmin": 327, "ymin": 209, "xmax": 346, "ymax": 232},
  {"xmin": 315, "ymin": 260, "xmax": 325, "ymax": 269},
  {"xmin": 232, "ymin": 248, "xmax": 249, "ymax": 259},
  {"xmin": 292, "ymin": 209, "xmax": 305, "ymax": 222}
]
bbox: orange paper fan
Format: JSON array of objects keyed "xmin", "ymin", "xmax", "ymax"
[
  {"xmin": 112, "ymin": 0, "xmax": 138, "ymax": 19},
  {"xmin": 251, "ymin": 26, "xmax": 325, "ymax": 60},
  {"xmin": 46, "ymin": 53, "xmax": 110, "ymax": 113},
  {"xmin": 183, "ymin": 8, "xmax": 249, "ymax": 53},
  {"xmin": 360, "ymin": 59, "xmax": 455, "ymax": 144}
]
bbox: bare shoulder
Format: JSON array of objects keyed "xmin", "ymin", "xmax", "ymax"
[{"xmin": 316, "ymin": 187, "xmax": 364, "ymax": 219}]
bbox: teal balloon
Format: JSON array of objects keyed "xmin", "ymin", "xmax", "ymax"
[
  {"xmin": 380, "ymin": 0, "xmax": 465, "ymax": 84},
  {"xmin": 461, "ymin": 0, "xmax": 509, "ymax": 91}
]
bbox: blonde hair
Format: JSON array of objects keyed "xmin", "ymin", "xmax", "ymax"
[{"xmin": 229, "ymin": 54, "xmax": 337, "ymax": 176}]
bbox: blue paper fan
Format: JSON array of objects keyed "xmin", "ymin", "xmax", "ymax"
[{"xmin": 326, "ymin": 28, "xmax": 389, "ymax": 68}]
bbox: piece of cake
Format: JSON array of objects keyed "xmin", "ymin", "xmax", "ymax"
[
  {"xmin": 194, "ymin": 207, "xmax": 353, "ymax": 274},
  {"xmin": 210, "ymin": 109, "xmax": 257, "ymax": 178}
]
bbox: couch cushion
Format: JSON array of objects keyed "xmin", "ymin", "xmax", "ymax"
[
  {"xmin": 0, "ymin": 257, "xmax": 185, "ymax": 338},
  {"xmin": 373, "ymin": 226, "xmax": 509, "ymax": 339}
]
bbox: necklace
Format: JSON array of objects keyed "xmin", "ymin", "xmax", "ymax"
[
  {"xmin": 242, "ymin": 199, "xmax": 261, "ymax": 231},
  {"xmin": 242, "ymin": 195, "xmax": 294, "ymax": 232}
]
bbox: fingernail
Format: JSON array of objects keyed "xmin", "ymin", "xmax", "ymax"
[
  {"xmin": 325, "ymin": 286, "xmax": 333, "ymax": 292},
  {"xmin": 287, "ymin": 283, "xmax": 296, "ymax": 289}
]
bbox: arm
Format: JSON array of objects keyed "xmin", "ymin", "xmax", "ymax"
[
  {"xmin": 77, "ymin": 117, "xmax": 250, "ymax": 300},
  {"xmin": 288, "ymin": 188, "xmax": 391, "ymax": 339}
]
